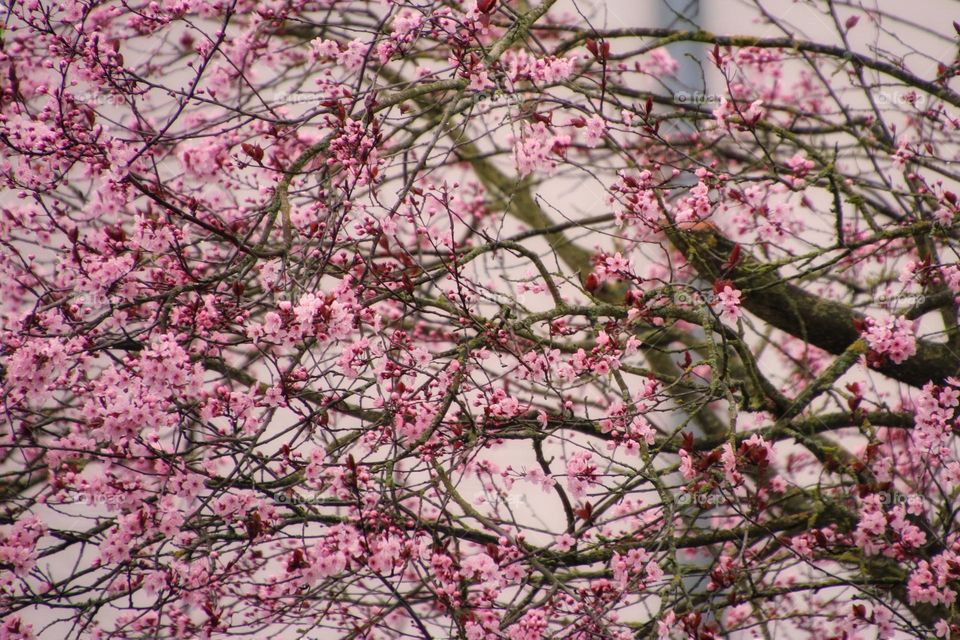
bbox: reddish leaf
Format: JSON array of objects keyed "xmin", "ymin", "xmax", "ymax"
[
  {"xmin": 477, "ymin": 0, "xmax": 497, "ymax": 14},
  {"xmin": 104, "ymin": 226, "xmax": 126, "ymax": 243},
  {"xmin": 241, "ymin": 143, "xmax": 264, "ymax": 163},
  {"xmin": 575, "ymin": 502, "xmax": 593, "ymax": 521},
  {"xmin": 723, "ymin": 244, "xmax": 742, "ymax": 271},
  {"xmin": 584, "ymin": 272, "xmax": 600, "ymax": 292},
  {"xmin": 286, "ymin": 549, "xmax": 308, "ymax": 572},
  {"xmin": 585, "ymin": 38, "xmax": 598, "ymax": 58},
  {"xmin": 712, "ymin": 44, "xmax": 723, "ymax": 67},
  {"xmin": 713, "ymin": 278, "xmax": 734, "ymax": 293},
  {"xmin": 245, "ymin": 510, "xmax": 263, "ymax": 540},
  {"xmin": 585, "ymin": 38, "xmax": 608, "ymax": 62}
]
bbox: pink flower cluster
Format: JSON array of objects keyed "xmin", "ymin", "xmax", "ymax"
[
  {"xmin": 512, "ymin": 122, "xmax": 571, "ymax": 176},
  {"xmin": 675, "ymin": 180, "xmax": 712, "ymax": 225},
  {"xmin": 247, "ymin": 285, "xmax": 360, "ymax": 346},
  {"xmin": 610, "ymin": 169, "xmax": 661, "ymax": 229},
  {"xmin": 611, "ymin": 548, "xmax": 663, "ymax": 590},
  {"xmin": 500, "ymin": 49, "xmax": 578, "ymax": 84},
  {"xmin": 861, "ymin": 315, "xmax": 917, "ymax": 364},
  {"xmin": 565, "ymin": 451, "xmax": 597, "ymax": 499},
  {"xmin": 854, "ymin": 495, "xmax": 926, "ymax": 557},
  {"xmin": 713, "ymin": 284, "xmax": 744, "ymax": 323},
  {"xmin": 1, "ymin": 336, "xmax": 71, "ymax": 406},
  {"xmin": 0, "ymin": 515, "xmax": 46, "ymax": 579},
  {"xmin": 914, "ymin": 379, "xmax": 960, "ymax": 455},
  {"xmin": 634, "ymin": 49, "xmax": 679, "ymax": 76},
  {"xmin": 907, "ymin": 539, "xmax": 960, "ymax": 608},
  {"xmin": 714, "ymin": 98, "xmax": 765, "ymax": 129},
  {"xmin": 786, "ymin": 152, "xmax": 816, "ymax": 188}
]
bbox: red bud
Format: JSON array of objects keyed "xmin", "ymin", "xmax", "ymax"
[
  {"xmin": 585, "ymin": 38, "xmax": 608, "ymax": 62},
  {"xmin": 712, "ymin": 44, "xmax": 723, "ymax": 67},
  {"xmin": 575, "ymin": 502, "xmax": 593, "ymax": 521},
  {"xmin": 723, "ymin": 244, "xmax": 742, "ymax": 271},
  {"xmin": 585, "ymin": 38, "xmax": 598, "ymax": 58},
  {"xmin": 584, "ymin": 272, "xmax": 600, "ymax": 292}
]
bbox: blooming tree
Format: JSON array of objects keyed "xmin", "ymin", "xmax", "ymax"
[{"xmin": 2, "ymin": 0, "xmax": 960, "ymax": 638}]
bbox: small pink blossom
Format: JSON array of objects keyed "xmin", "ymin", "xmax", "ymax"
[
  {"xmin": 555, "ymin": 533, "xmax": 575, "ymax": 552},
  {"xmin": 584, "ymin": 114, "xmax": 607, "ymax": 147}
]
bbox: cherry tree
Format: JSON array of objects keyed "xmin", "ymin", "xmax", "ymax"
[{"xmin": 2, "ymin": 0, "xmax": 960, "ymax": 638}]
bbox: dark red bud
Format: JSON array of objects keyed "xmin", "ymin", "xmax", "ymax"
[{"xmin": 584, "ymin": 272, "xmax": 600, "ymax": 292}]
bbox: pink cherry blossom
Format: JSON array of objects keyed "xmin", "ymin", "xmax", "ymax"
[
  {"xmin": 1, "ymin": 2, "xmax": 958, "ymax": 639},
  {"xmin": 714, "ymin": 285, "xmax": 743, "ymax": 322},
  {"xmin": 861, "ymin": 315, "xmax": 918, "ymax": 364}
]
